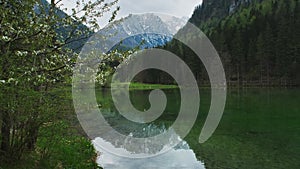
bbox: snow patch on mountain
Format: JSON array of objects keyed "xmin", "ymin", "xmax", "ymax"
[{"xmin": 100, "ymin": 13, "xmax": 187, "ymax": 50}]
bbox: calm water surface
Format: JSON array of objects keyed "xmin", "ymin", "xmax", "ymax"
[{"xmin": 94, "ymin": 88, "xmax": 300, "ymax": 169}]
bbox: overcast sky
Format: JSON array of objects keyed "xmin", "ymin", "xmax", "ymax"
[{"xmin": 55, "ymin": 0, "xmax": 202, "ymax": 27}]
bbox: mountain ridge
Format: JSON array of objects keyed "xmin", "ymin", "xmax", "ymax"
[{"xmin": 101, "ymin": 13, "xmax": 187, "ymax": 50}]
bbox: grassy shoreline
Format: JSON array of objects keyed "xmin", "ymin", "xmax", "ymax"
[
  {"xmin": 105, "ymin": 82, "xmax": 298, "ymax": 90},
  {"xmin": 108, "ymin": 82, "xmax": 179, "ymax": 90}
]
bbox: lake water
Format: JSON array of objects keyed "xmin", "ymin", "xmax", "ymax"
[{"xmin": 93, "ymin": 88, "xmax": 300, "ymax": 169}]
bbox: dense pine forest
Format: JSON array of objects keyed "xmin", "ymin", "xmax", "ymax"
[{"xmin": 151, "ymin": 0, "xmax": 299, "ymax": 86}]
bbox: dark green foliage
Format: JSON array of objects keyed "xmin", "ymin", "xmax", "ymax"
[
  {"xmin": 162, "ymin": 0, "xmax": 300, "ymax": 86},
  {"xmin": 0, "ymin": 86, "xmax": 100, "ymax": 169},
  {"xmin": 0, "ymin": 0, "xmax": 118, "ymax": 167}
]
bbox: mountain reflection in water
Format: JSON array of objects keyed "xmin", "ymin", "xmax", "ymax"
[{"xmin": 92, "ymin": 124, "xmax": 205, "ymax": 169}]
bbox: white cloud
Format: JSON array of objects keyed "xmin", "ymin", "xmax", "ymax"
[
  {"xmin": 118, "ymin": 0, "xmax": 201, "ymax": 18},
  {"xmin": 50, "ymin": 0, "xmax": 202, "ymax": 27}
]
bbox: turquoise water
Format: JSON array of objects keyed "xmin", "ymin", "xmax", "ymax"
[{"xmin": 95, "ymin": 88, "xmax": 300, "ymax": 169}]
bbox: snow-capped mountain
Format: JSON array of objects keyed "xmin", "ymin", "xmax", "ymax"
[{"xmin": 99, "ymin": 13, "xmax": 187, "ymax": 51}]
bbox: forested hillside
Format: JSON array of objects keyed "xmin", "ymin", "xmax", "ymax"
[{"xmin": 160, "ymin": 0, "xmax": 299, "ymax": 86}]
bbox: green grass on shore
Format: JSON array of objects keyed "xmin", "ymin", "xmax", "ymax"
[{"xmin": 110, "ymin": 82, "xmax": 178, "ymax": 90}]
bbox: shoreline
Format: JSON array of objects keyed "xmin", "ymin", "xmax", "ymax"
[{"xmin": 97, "ymin": 82, "xmax": 299, "ymax": 90}]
